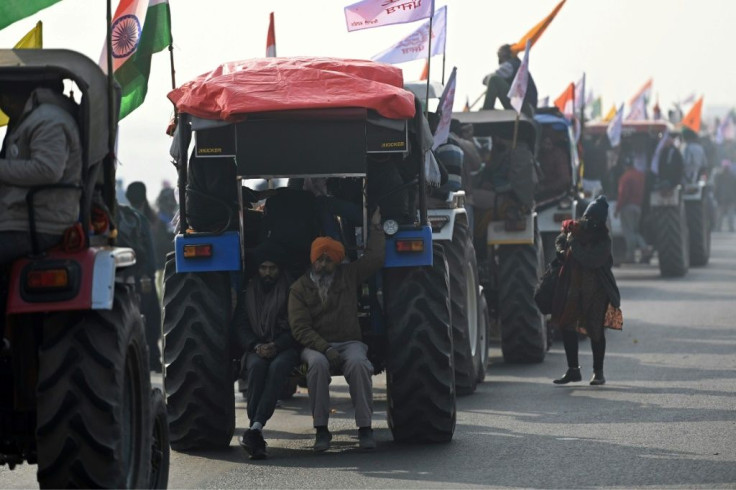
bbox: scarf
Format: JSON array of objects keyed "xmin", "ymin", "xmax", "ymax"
[{"xmin": 245, "ymin": 273, "xmax": 290, "ymax": 340}]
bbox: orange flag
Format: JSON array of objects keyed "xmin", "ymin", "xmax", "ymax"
[
  {"xmin": 681, "ymin": 96, "xmax": 703, "ymax": 132},
  {"xmin": 419, "ymin": 60, "xmax": 429, "ymax": 81},
  {"xmin": 510, "ymin": 0, "xmax": 566, "ymax": 55},
  {"xmin": 554, "ymin": 82, "xmax": 575, "ymax": 116}
]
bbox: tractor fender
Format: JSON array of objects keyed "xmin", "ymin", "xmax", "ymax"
[
  {"xmin": 6, "ymin": 246, "xmax": 136, "ymax": 314},
  {"xmin": 428, "ymin": 207, "xmax": 468, "ymax": 242}
]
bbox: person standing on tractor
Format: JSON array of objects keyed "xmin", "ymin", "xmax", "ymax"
[
  {"xmin": 551, "ymin": 196, "xmax": 621, "ymax": 386},
  {"xmin": 482, "ymin": 44, "xmax": 538, "ymax": 117},
  {"xmin": 655, "ymin": 133, "xmax": 685, "ymax": 189},
  {"xmin": 288, "ymin": 208, "xmax": 385, "ymax": 452},
  {"xmin": 0, "ymin": 80, "xmax": 82, "ymax": 265},
  {"xmin": 236, "ymin": 244, "xmax": 300, "ymax": 460},
  {"xmin": 682, "ymin": 128, "xmax": 708, "ymax": 184}
]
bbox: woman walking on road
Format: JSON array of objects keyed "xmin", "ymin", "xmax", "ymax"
[{"xmin": 551, "ymin": 196, "xmax": 621, "ymax": 386}]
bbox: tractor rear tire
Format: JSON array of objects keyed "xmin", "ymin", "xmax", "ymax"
[
  {"xmin": 384, "ymin": 245, "xmax": 455, "ymax": 443},
  {"xmin": 685, "ymin": 198, "xmax": 710, "ymax": 267},
  {"xmin": 36, "ymin": 285, "xmax": 151, "ymax": 489},
  {"xmin": 445, "ymin": 221, "xmax": 480, "ymax": 396},
  {"xmin": 149, "ymin": 388, "xmax": 170, "ymax": 489},
  {"xmin": 655, "ymin": 204, "xmax": 689, "ymax": 277},
  {"xmin": 497, "ymin": 230, "xmax": 547, "ymax": 363},
  {"xmin": 162, "ymin": 258, "xmax": 235, "ymax": 451}
]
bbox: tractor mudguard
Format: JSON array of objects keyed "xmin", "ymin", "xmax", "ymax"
[{"xmin": 5, "ymin": 246, "xmax": 136, "ymax": 314}]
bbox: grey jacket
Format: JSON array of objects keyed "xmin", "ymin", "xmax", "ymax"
[{"xmin": 0, "ymin": 88, "xmax": 82, "ymax": 235}]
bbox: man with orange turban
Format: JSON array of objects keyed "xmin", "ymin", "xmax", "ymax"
[{"xmin": 289, "ymin": 208, "xmax": 385, "ymax": 452}]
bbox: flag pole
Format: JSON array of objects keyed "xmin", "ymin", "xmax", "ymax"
[
  {"xmin": 469, "ymin": 89, "xmax": 486, "ymax": 110},
  {"xmin": 424, "ymin": 11, "xmax": 433, "ymax": 117},
  {"xmin": 166, "ymin": 3, "xmax": 178, "ymax": 122},
  {"xmin": 167, "ymin": 4, "xmax": 176, "ymax": 91},
  {"xmin": 441, "ymin": 52, "xmax": 446, "ymax": 85},
  {"xmin": 105, "ymin": 0, "xmax": 117, "ymax": 220},
  {"xmin": 512, "ymin": 114, "xmax": 520, "ymax": 149}
]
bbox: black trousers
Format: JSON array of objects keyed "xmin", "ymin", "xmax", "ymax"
[
  {"xmin": 242, "ymin": 348, "xmax": 300, "ymax": 427},
  {"xmin": 562, "ymin": 329, "xmax": 606, "ymax": 371}
]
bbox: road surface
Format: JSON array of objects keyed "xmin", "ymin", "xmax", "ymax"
[{"xmin": 3, "ymin": 233, "xmax": 735, "ymax": 489}]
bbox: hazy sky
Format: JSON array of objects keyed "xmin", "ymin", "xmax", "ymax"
[{"xmin": 1, "ymin": 0, "xmax": 735, "ymax": 193}]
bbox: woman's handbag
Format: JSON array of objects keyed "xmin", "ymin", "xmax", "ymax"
[
  {"xmin": 534, "ymin": 258, "xmax": 562, "ymax": 315},
  {"xmin": 603, "ymin": 303, "xmax": 623, "ymax": 330}
]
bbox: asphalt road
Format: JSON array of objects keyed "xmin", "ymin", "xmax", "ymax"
[{"xmin": 3, "ymin": 233, "xmax": 735, "ymax": 489}]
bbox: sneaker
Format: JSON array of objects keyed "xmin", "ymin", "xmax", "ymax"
[
  {"xmin": 313, "ymin": 428, "xmax": 332, "ymax": 452},
  {"xmin": 553, "ymin": 367, "xmax": 582, "ymax": 384},
  {"xmin": 239, "ymin": 429, "xmax": 267, "ymax": 460},
  {"xmin": 590, "ymin": 370, "xmax": 606, "ymax": 386},
  {"xmin": 358, "ymin": 427, "xmax": 376, "ymax": 450}
]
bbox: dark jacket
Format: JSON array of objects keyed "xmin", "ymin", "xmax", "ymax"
[
  {"xmin": 557, "ymin": 230, "xmax": 620, "ymax": 308},
  {"xmin": 235, "ymin": 273, "xmax": 298, "ymax": 354},
  {"xmin": 658, "ymin": 145, "xmax": 684, "ymax": 189},
  {"xmin": 552, "ymin": 225, "xmax": 620, "ymax": 340},
  {"xmin": 288, "ymin": 229, "xmax": 385, "ymax": 353}
]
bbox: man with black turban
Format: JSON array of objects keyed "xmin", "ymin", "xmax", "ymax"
[{"xmin": 236, "ymin": 242, "xmax": 300, "ymax": 460}]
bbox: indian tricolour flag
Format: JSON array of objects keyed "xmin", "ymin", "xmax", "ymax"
[{"xmin": 102, "ymin": 0, "xmax": 172, "ymax": 119}]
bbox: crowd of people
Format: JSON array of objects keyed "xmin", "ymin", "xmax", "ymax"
[{"xmin": 117, "ymin": 180, "xmax": 177, "ymax": 370}]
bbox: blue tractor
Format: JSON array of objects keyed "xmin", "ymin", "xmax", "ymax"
[{"xmin": 161, "ymin": 57, "xmax": 484, "ymax": 449}]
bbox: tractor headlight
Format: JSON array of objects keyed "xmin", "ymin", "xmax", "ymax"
[{"xmin": 382, "ymin": 219, "xmax": 399, "ymax": 236}]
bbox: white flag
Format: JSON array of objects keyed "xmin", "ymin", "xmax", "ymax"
[
  {"xmin": 507, "ymin": 40, "xmax": 530, "ymax": 115},
  {"xmin": 371, "ymin": 5, "xmax": 446, "ymax": 64},
  {"xmin": 432, "ymin": 66, "xmax": 457, "ymax": 150},
  {"xmin": 345, "ymin": 0, "xmax": 434, "ymax": 32},
  {"xmin": 607, "ymin": 103, "xmax": 624, "ymax": 148},
  {"xmin": 626, "ymin": 93, "xmax": 648, "ymax": 121},
  {"xmin": 650, "ymin": 129, "xmax": 669, "ymax": 175}
]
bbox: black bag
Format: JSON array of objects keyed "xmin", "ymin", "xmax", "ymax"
[{"xmin": 535, "ymin": 258, "xmax": 562, "ymax": 315}]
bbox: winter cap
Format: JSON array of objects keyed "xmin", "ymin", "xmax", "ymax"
[
  {"xmin": 310, "ymin": 237, "xmax": 345, "ymax": 264},
  {"xmin": 583, "ymin": 195, "xmax": 609, "ymax": 223}
]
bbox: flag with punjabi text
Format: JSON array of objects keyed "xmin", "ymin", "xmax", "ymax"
[
  {"xmin": 371, "ymin": 5, "xmax": 446, "ymax": 64},
  {"xmin": 507, "ymin": 41, "xmax": 531, "ymax": 115},
  {"xmin": 345, "ymin": 0, "xmax": 434, "ymax": 32},
  {"xmin": 432, "ymin": 66, "xmax": 457, "ymax": 150}
]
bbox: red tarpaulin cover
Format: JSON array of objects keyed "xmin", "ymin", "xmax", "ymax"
[{"xmin": 168, "ymin": 57, "xmax": 416, "ymax": 121}]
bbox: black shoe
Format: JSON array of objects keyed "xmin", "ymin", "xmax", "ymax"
[
  {"xmin": 239, "ymin": 429, "xmax": 267, "ymax": 460},
  {"xmin": 313, "ymin": 427, "xmax": 332, "ymax": 452},
  {"xmin": 590, "ymin": 370, "xmax": 606, "ymax": 386},
  {"xmin": 358, "ymin": 427, "xmax": 376, "ymax": 450},
  {"xmin": 553, "ymin": 367, "xmax": 582, "ymax": 384}
]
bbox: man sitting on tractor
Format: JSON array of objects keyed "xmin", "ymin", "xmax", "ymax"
[
  {"xmin": 482, "ymin": 44, "xmax": 538, "ymax": 117},
  {"xmin": 236, "ymin": 243, "xmax": 300, "ymax": 460},
  {"xmin": 288, "ymin": 208, "xmax": 384, "ymax": 452},
  {"xmin": 0, "ymin": 80, "xmax": 82, "ymax": 265}
]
